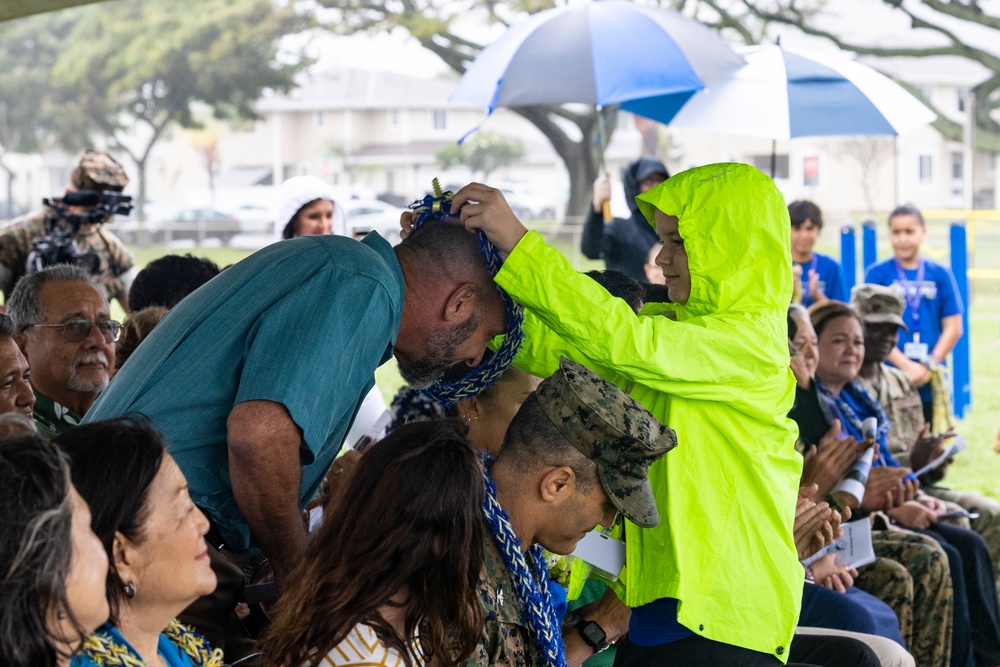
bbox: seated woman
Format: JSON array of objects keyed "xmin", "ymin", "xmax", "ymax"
[
  {"xmin": 55, "ymin": 417, "xmax": 221, "ymax": 667},
  {"xmin": 789, "ymin": 304, "xmax": 955, "ymax": 667},
  {"xmin": 262, "ymin": 419, "xmax": 485, "ymax": 667},
  {"xmin": 808, "ymin": 300, "xmax": 1000, "ymax": 667},
  {"xmin": 0, "ymin": 434, "xmax": 109, "ymax": 667}
]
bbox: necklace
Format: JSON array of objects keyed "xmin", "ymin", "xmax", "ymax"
[
  {"xmin": 77, "ymin": 620, "xmax": 223, "ymax": 667},
  {"xmin": 480, "ymin": 452, "xmax": 568, "ymax": 667}
]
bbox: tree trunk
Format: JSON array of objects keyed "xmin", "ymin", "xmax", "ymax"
[{"xmin": 511, "ymin": 106, "xmax": 612, "ymax": 220}]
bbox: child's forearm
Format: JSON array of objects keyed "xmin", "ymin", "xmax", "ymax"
[{"xmin": 931, "ymin": 315, "xmax": 963, "ymax": 362}]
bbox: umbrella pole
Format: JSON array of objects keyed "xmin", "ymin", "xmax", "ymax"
[
  {"xmin": 770, "ymin": 139, "xmax": 777, "ymax": 179},
  {"xmin": 597, "ymin": 105, "xmax": 612, "ymax": 222}
]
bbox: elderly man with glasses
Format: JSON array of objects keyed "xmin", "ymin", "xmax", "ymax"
[{"xmin": 7, "ymin": 264, "xmax": 119, "ymax": 435}]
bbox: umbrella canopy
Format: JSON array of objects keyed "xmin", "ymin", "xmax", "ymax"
[
  {"xmin": 623, "ymin": 44, "xmax": 936, "ymax": 139},
  {"xmin": 450, "ymin": 1, "xmax": 744, "ymax": 114}
]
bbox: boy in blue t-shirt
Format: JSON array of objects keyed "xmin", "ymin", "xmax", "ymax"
[
  {"xmin": 863, "ymin": 203, "xmax": 964, "ymax": 417},
  {"xmin": 789, "ymin": 200, "xmax": 847, "ymax": 307}
]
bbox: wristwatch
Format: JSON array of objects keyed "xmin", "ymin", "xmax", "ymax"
[{"xmin": 575, "ymin": 619, "xmax": 610, "ymax": 654}]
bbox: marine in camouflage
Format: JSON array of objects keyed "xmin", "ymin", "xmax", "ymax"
[
  {"xmin": 0, "ymin": 150, "xmax": 134, "ymax": 304},
  {"xmin": 535, "ymin": 356, "xmax": 677, "ymax": 528},
  {"xmin": 465, "ymin": 532, "xmax": 548, "ymax": 667}
]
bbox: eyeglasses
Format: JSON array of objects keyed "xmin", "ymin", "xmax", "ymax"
[{"xmin": 28, "ymin": 319, "xmax": 122, "ymax": 343}]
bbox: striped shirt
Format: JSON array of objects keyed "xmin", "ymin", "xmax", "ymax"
[{"xmin": 319, "ymin": 624, "xmax": 423, "ymax": 667}]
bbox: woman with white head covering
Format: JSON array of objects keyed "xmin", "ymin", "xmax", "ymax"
[{"xmin": 275, "ymin": 175, "xmax": 348, "ymax": 240}]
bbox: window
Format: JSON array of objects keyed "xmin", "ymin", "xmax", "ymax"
[
  {"xmin": 951, "ymin": 152, "xmax": 963, "ymax": 180},
  {"xmin": 314, "ymin": 111, "xmax": 325, "ymax": 127},
  {"xmin": 388, "ymin": 109, "xmax": 400, "ymax": 128},
  {"xmin": 432, "ymin": 109, "xmax": 447, "ymax": 130},
  {"xmin": 803, "ymin": 155, "xmax": 819, "ymax": 186},
  {"xmin": 918, "ymin": 154, "xmax": 933, "ymax": 184},
  {"xmin": 957, "ymin": 88, "xmax": 968, "ymax": 113},
  {"xmin": 750, "ymin": 154, "xmax": 789, "ymax": 180}
]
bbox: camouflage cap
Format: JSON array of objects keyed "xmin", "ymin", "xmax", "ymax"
[
  {"xmin": 851, "ymin": 284, "xmax": 909, "ymax": 331},
  {"xmin": 70, "ymin": 150, "xmax": 129, "ymax": 192},
  {"xmin": 535, "ymin": 357, "xmax": 676, "ymax": 528}
]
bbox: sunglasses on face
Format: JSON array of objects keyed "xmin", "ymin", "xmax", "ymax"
[{"xmin": 28, "ymin": 319, "xmax": 122, "ymax": 343}]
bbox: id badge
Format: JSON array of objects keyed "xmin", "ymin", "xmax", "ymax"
[{"xmin": 904, "ymin": 333, "xmax": 929, "ymax": 362}]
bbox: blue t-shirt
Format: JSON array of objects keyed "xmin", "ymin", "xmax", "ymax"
[
  {"xmin": 85, "ymin": 234, "xmax": 405, "ymax": 551},
  {"xmin": 795, "ymin": 252, "xmax": 847, "ymax": 307},
  {"xmin": 628, "ymin": 598, "xmax": 695, "ymax": 647},
  {"xmin": 864, "ymin": 257, "xmax": 963, "ymax": 401}
]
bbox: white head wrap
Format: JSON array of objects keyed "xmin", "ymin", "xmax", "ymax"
[{"xmin": 275, "ymin": 175, "xmax": 348, "ymax": 239}]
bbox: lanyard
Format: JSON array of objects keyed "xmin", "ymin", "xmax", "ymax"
[
  {"xmin": 800, "ymin": 255, "xmax": 819, "ymax": 302},
  {"xmin": 893, "ymin": 257, "xmax": 925, "ymax": 328}
]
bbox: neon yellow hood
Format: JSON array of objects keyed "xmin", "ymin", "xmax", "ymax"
[{"xmin": 636, "ymin": 162, "xmax": 792, "ymax": 318}]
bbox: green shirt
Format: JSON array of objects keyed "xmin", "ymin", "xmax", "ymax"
[
  {"xmin": 85, "ymin": 233, "xmax": 405, "ymax": 552},
  {"xmin": 33, "ymin": 391, "xmax": 83, "ymax": 438}
]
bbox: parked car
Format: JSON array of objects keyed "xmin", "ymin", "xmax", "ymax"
[
  {"xmin": 498, "ymin": 184, "xmax": 556, "ymax": 220},
  {"xmin": 344, "ymin": 199, "xmax": 407, "ymax": 244},
  {"xmin": 149, "ymin": 207, "xmax": 242, "ymax": 244},
  {"xmin": 231, "ymin": 203, "xmax": 274, "ymax": 235}
]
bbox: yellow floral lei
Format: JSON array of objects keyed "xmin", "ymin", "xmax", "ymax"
[{"xmin": 77, "ymin": 619, "xmax": 224, "ymax": 667}]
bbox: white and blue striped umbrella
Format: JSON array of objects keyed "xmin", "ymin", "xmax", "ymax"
[
  {"xmin": 623, "ymin": 44, "xmax": 936, "ymax": 138},
  {"xmin": 450, "ymin": 1, "xmax": 744, "ymax": 113}
]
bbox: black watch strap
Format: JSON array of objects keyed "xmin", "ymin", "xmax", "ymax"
[{"xmin": 575, "ymin": 619, "xmax": 610, "ymax": 653}]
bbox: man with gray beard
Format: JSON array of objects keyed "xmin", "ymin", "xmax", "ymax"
[{"xmin": 6, "ymin": 264, "xmax": 119, "ymax": 436}]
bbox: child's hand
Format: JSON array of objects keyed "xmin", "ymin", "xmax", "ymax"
[
  {"xmin": 450, "ymin": 183, "xmax": 529, "ymax": 254},
  {"xmin": 808, "ymin": 270, "xmax": 827, "ymax": 305},
  {"xmin": 901, "ymin": 358, "xmax": 931, "ymax": 387}
]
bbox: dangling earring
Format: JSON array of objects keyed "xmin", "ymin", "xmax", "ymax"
[{"xmin": 123, "ymin": 580, "xmax": 136, "ymax": 599}]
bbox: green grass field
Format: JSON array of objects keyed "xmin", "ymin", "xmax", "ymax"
[{"xmin": 122, "ymin": 223, "xmax": 999, "ymax": 500}]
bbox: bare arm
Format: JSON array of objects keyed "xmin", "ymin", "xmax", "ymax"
[
  {"xmin": 888, "ymin": 347, "xmax": 930, "ymax": 387},
  {"xmin": 931, "ymin": 314, "xmax": 963, "ymax": 363},
  {"xmin": 228, "ymin": 399, "xmax": 307, "ymax": 588},
  {"xmin": 563, "ymin": 587, "xmax": 630, "ymax": 667}
]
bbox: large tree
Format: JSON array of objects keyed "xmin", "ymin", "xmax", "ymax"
[
  {"xmin": 318, "ymin": 0, "xmax": 616, "ymax": 218},
  {"xmin": 44, "ymin": 0, "xmax": 312, "ymax": 222},
  {"xmin": 0, "ymin": 12, "xmax": 75, "ymax": 218},
  {"xmin": 681, "ymin": 0, "xmax": 1000, "ymax": 151}
]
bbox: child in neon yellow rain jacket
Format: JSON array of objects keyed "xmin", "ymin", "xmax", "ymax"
[{"xmin": 448, "ymin": 163, "xmax": 803, "ymax": 663}]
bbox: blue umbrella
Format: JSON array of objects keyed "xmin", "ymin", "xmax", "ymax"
[
  {"xmin": 450, "ymin": 1, "xmax": 744, "ymax": 115},
  {"xmin": 622, "ymin": 44, "xmax": 936, "ymax": 138}
]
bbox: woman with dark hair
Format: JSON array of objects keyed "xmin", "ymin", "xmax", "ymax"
[
  {"xmin": 55, "ymin": 417, "xmax": 221, "ymax": 667},
  {"xmin": 0, "ymin": 434, "xmax": 109, "ymax": 667},
  {"xmin": 262, "ymin": 419, "xmax": 485, "ymax": 667}
]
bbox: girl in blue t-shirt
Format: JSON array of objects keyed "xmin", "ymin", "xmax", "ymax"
[{"xmin": 863, "ymin": 204, "xmax": 964, "ymax": 416}]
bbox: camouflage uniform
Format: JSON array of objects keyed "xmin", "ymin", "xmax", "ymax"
[
  {"xmin": 854, "ymin": 284, "xmax": 1000, "ymax": 602},
  {"xmin": 855, "ymin": 528, "xmax": 953, "ymax": 667},
  {"xmin": 468, "ymin": 532, "xmax": 549, "ymax": 667},
  {"xmin": 0, "ymin": 150, "xmax": 135, "ymax": 305},
  {"xmin": 467, "ymin": 358, "xmax": 675, "ymax": 667}
]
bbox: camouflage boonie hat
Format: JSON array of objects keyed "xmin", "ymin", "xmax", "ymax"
[
  {"xmin": 851, "ymin": 284, "xmax": 909, "ymax": 331},
  {"xmin": 70, "ymin": 150, "xmax": 129, "ymax": 192},
  {"xmin": 535, "ymin": 357, "xmax": 676, "ymax": 528}
]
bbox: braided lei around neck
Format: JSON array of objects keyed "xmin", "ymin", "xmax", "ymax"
[
  {"xmin": 76, "ymin": 619, "xmax": 223, "ymax": 667},
  {"xmin": 480, "ymin": 451, "xmax": 568, "ymax": 667},
  {"xmin": 815, "ymin": 378, "xmax": 891, "ymax": 444},
  {"xmin": 407, "ymin": 180, "xmax": 524, "ymax": 408}
]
